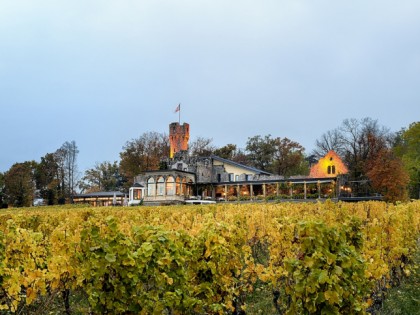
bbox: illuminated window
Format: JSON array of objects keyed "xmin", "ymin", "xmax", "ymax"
[
  {"xmin": 176, "ymin": 177, "xmax": 181, "ymax": 195},
  {"xmin": 157, "ymin": 177, "xmax": 165, "ymax": 196},
  {"xmin": 147, "ymin": 178, "xmax": 155, "ymax": 196},
  {"xmin": 133, "ymin": 189, "xmax": 142, "ymax": 200},
  {"xmin": 166, "ymin": 176, "xmax": 175, "ymax": 196}
]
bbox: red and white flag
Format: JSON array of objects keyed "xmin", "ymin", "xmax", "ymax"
[{"xmin": 174, "ymin": 104, "xmax": 180, "ymax": 113}]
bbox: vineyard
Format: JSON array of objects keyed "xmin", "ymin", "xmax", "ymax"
[{"xmin": 0, "ymin": 201, "xmax": 419, "ymax": 314}]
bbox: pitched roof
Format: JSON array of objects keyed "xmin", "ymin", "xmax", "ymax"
[{"xmin": 210, "ymin": 155, "xmax": 272, "ymax": 175}]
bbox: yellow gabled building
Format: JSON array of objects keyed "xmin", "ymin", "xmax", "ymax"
[{"xmin": 309, "ymin": 150, "xmax": 348, "ymax": 178}]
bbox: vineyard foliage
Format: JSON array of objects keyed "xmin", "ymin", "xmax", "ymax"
[{"xmin": 0, "ymin": 201, "xmax": 419, "ymax": 314}]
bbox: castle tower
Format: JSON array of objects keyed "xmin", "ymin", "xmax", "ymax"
[{"xmin": 169, "ymin": 122, "xmax": 190, "ymax": 158}]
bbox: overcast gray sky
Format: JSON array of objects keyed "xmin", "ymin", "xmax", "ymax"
[{"xmin": 1, "ymin": 0, "xmax": 419, "ymax": 173}]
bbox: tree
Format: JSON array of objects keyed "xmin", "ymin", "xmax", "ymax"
[
  {"xmin": 394, "ymin": 121, "xmax": 420, "ymax": 199},
  {"xmin": 188, "ymin": 137, "xmax": 216, "ymax": 157},
  {"xmin": 2, "ymin": 141, "xmax": 78, "ymax": 206},
  {"xmin": 61, "ymin": 141, "xmax": 79, "ymax": 198},
  {"xmin": 245, "ymin": 135, "xmax": 308, "ymax": 174},
  {"xmin": 231, "ymin": 148, "xmax": 249, "ymax": 165},
  {"xmin": 4, "ymin": 161, "xmax": 37, "ymax": 207},
  {"xmin": 245, "ymin": 135, "xmax": 277, "ymax": 171},
  {"xmin": 342, "ymin": 118, "xmax": 390, "ymax": 179},
  {"xmin": 54, "ymin": 147, "xmax": 67, "ymax": 203},
  {"xmin": 80, "ymin": 161, "xmax": 124, "ymax": 193},
  {"xmin": 313, "ymin": 129, "xmax": 343, "ymax": 158},
  {"xmin": 213, "ymin": 144, "xmax": 237, "ymax": 160},
  {"xmin": 34, "ymin": 152, "xmax": 60, "ymax": 205},
  {"xmin": 213, "ymin": 144, "xmax": 251, "ymax": 166},
  {"xmin": 366, "ymin": 148, "xmax": 409, "ymax": 202},
  {"xmin": 270, "ymin": 137, "xmax": 307, "ymax": 176},
  {"xmin": 305, "ymin": 155, "xmax": 318, "ymax": 169},
  {"xmin": 120, "ymin": 132, "xmax": 169, "ymax": 187},
  {"xmin": 314, "ymin": 118, "xmax": 391, "ymax": 180},
  {"xmin": 53, "ymin": 141, "xmax": 79, "ymax": 203},
  {"xmin": 0, "ymin": 172, "xmax": 6, "ymax": 208}
]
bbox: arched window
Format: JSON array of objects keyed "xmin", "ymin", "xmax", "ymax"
[
  {"xmin": 147, "ymin": 178, "xmax": 155, "ymax": 196},
  {"xmin": 157, "ymin": 176, "xmax": 165, "ymax": 196},
  {"xmin": 176, "ymin": 177, "xmax": 181, "ymax": 195},
  {"xmin": 166, "ymin": 176, "xmax": 175, "ymax": 196}
]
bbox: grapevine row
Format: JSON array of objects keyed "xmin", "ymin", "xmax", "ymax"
[{"xmin": 0, "ymin": 200, "xmax": 418, "ymax": 314}]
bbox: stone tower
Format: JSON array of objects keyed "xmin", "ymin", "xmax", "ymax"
[{"xmin": 169, "ymin": 122, "xmax": 190, "ymax": 158}]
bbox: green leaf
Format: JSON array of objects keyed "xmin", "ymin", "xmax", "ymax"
[
  {"xmin": 324, "ymin": 290, "xmax": 340, "ymax": 305},
  {"xmin": 304, "ymin": 256, "xmax": 315, "ymax": 268},
  {"xmin": 122, "ymin": 256, "xmax": 135, "ymax": 266},
  {"xmin": 326, "ymin": 252, "xmax": 337, "ymax": 265},
  {"xmin": 105, "ymin": 253, "xmax": 116, "ymax": 263},
  {"xmin": 141, "ymin": 242, "xmax": 154, "ymax": 257},
  {"xmin": 333, "ymin": 265, "xmax": 343, "ymax": 276},
  {"xmin": 341, "ymin": 257, "xmax": 352, "ymax": 268},
  {"xmin": 318, "ymin": 270, "xmax": 329, "ymax": 284}
]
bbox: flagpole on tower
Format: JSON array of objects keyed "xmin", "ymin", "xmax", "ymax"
[{"xmin": 174, "ymin": 103, "xmax": 181, "ymax": 124}]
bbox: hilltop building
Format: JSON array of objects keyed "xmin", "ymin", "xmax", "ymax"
[{"xmin": 128, "ymin": 121, "xmax": 349, "ymax": 205}]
